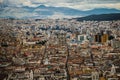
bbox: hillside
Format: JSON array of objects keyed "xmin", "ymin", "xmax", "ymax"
[{"xmin": 74, "ymin": 13, "xmax": 120, "ymax": 21}]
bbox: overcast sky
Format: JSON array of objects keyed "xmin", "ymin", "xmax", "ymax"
[{"xmin": 0, "ymin": 0, "xmax": 120, "ymax": 11}]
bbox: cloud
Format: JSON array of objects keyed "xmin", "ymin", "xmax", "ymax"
[
  {"xmin": 0, "ymin": 0, "xmax": 120, "ymax": 11},
  {"xmin": 47, "ymin": 12, "xmax": 80, "ymax": 19},
  {"xmin": 31, "ymin": 0, "xmax": 120, "ymax": 10},
  {"xmin": 65, "ymin": 2, "xmax": 120, "ymax": 11},
  {"xmin": 0, "ymin": 0, "xmax": 38, "ymax": 7},
  {"xmin": 0, "ymin": 0, "xmax": 120, "ymax": 19},
  {"xmin": 0, "ymin": 7, "xmax": 36, "ymax": 18},
  {"xmin": 0, "ymin": 0, "xmax": 3, "ymax": 3}
]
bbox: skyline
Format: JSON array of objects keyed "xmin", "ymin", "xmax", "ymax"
[{"xmin": 0, "ymin": 0, "xmax": 120, "ymax": 19}]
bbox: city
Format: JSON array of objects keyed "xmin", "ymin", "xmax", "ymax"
[
  {"xmin": 0, "ymin": 19, "xmax": 120, "ymax": 80},
  {"xmin": 0, "ymin": 0, "xmax": 120, "ymax": 80}
]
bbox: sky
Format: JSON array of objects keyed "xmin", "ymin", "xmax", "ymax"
[
  {"xmin": 0, "ymin": 0, "xmax": 120, "ymax": 19},
  {"xmin": 0, "ymin": 0, "xmax": 120, "ymax": 11}
]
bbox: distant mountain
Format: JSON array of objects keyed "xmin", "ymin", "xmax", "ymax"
[
  {"xmin": 0, "ymin": 5, "xmax": 120, "ymax": 19},
  {"xmin": 23, "ymin": 5, "xmax": 120, "ymax": 16},
  {"xmin": 84, "ymin": 8, "xmax": 120, "ymax": 15},
  {"xmin": 74, "ymin": 13, "xmax": 120, "ymax": 21}
]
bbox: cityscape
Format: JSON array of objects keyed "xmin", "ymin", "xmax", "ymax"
[{"xmin": 0, "ymin": 0, "xmax": 120, "ymax": 80}]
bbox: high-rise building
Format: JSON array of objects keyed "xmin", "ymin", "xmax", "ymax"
[
  {"xmin": 92, "ymin": 71, "xmax": 99, "ymax": 80},
  {"xmin": 94, "ymin": 33, "xmax": 108, "ymax": 43},
  {"xmin": 58, "ymin": 32, "xmax": 66, "ymax": 46},
  {"xmin": 94, "ymin": 34, "xmax": 102, "ymax": 42},
  {"xmin": 101, "ymin": 34, "xmax": 108, "ymax": 43},
  {"xmin": 78, "ymin": 34, "xmax": 88, "ymax": 43}
]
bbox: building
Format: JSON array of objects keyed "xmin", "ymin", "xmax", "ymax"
[{"xmin": 78, "ymin": 34, "xmax": 88, "ymax": 43}]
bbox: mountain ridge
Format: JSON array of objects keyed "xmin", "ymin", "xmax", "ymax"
[
  {"xmin": 0, "ymin": 5, "xmax": 120, "ymax": 19},
  {"xmin": 73, "ymin": 13, "xmax": 120, "ymax": 21}
]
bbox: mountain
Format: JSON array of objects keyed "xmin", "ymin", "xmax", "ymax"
[
  {"xmin": 74, "ymin": 13, "xmax": 120, "ymax": 21},
  {"xmin": 24, "ymin": 5, "xmax": 120, "ymax": 17},
  {"xmin": 84, "ymin": 8, "xmax": 120, "ymax": 15},
  {"xmin": 0, "ymin": 5, "xmax": 120, "ymax": 19}
]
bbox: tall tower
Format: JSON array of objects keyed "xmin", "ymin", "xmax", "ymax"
[
  {"xmin": 92, "ymin": 71, "xmax": 99, "ymax": 80},
  {"xmin": 58, "ymin": 32, "xmax": 66, "ymax": 46},
  {"xmin": 110, "ymin": 64, "xmax": 116, "ymax": 75},
  {"xmin": 30, "ymin": 70, "xmax": 33, "ymax": 80}
]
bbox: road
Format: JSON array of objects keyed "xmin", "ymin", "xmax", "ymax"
[{"xmin": 65, "ymin": 44, "xmax": 70, "ymax": 80}]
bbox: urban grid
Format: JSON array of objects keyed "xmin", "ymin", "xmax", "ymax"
[{"xmin": 0, "ymin": 18, "xmax": 120, "ymax": 80}]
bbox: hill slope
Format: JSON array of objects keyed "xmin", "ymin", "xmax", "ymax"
[{"xmin": 74, "ymin": 13, "xmax": 120, "ymax": 21}]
